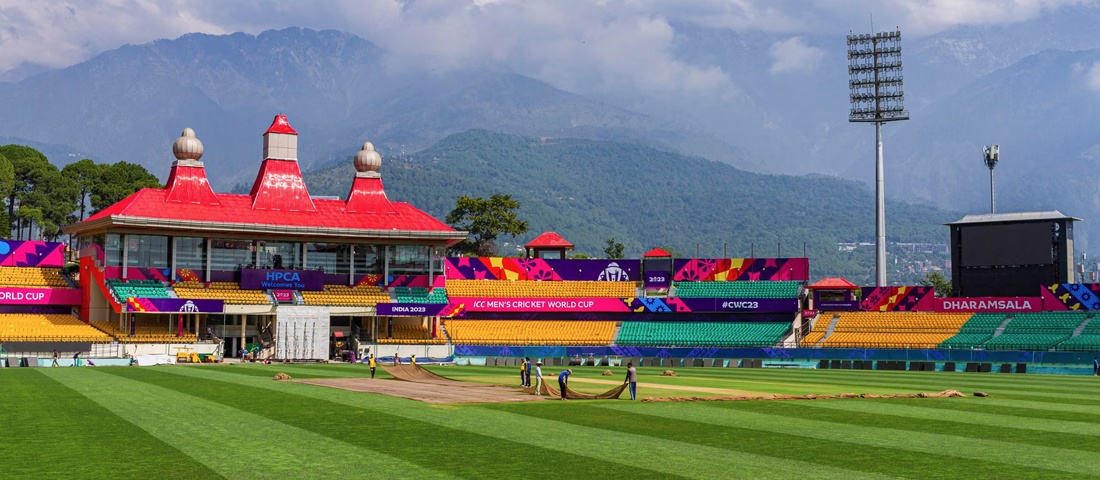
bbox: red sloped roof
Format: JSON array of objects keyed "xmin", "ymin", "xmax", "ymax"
[
  {"xmin": 248, "ymin": 158, "xmax": 316, "ymax": 212},
  {"xmin": 643, "ymin": 247, "xmax": 672, "ymax": 257},
  {"xmin": 525, "ymin": 232, "xmax": 573, "ymax": 249},
  {"xmin": 164, "ymin": 165, "xmax": 219, "ymax": 205},
  {"xmin": 264, "ymin": 114, "xmax": 298, "ymax": 135},
  {"xmin": 807, "ymin": 277, "xmax": 859, "ymax": 290},
  {"xmin": 345, "ymin": 176, "xmax": 396, "ymax": 214},
  {"xmin": 79, "ymin": 187, "xmax": 457, "ymax": 234}
]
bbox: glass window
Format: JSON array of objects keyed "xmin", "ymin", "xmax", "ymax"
[
  {"xmin": 388, "ymin": 245, "xmax": 430, "ymax": 275},
  {"xmin": 105, "ymin": 234, "xmax": 123, "ymax": 267},
  {"xmin": 175, "ymin": 237, "xmax": 206, "ymax": 271},
  {"xmin": 258, "ymin": 242, "xmax": 301, "ymax": 270},
  {"xmin": 126, "ymin": 235, "xmax": 168, "ymax": 269},
  {"xmin": 354, "ymin": 245, "xmax": 382, "ymax": 274},
  {"xmin": 306, "ymin": 243, "xmax": 350, "ymax": 274},
  {"xmin": 210, "ymin": 239, "xmax": 254, "ymax": 271}
]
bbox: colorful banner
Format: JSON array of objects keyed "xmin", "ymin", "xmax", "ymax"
[
  {"xmin": 935, "ymin": 297, "xmax": 1043, "ymax": 312},
  {"xmin": 672, "ymin": 258, "xmax": 810, "ymax": 282},
  {"xmin": 859, "ymin": 286, "xmax": 935, "ymax": 311},
  {"xmin": 240, "ymin": 269, "xmax": 324, "ymax": 291},
  {"xmin": 445, "ymin": 257, "xmax": 640, "ymax": 281},
  {"xmin": 442, "ymin": 296, "xmax": 797, "ymax": 315},
  {"xmin": 680, "ymin": 298, "xmax": 799, "ymax": 313},
  {"xmin": 0, "ymin": 240, "xmax": 66, "ymax": 267},
  {"xmin": 0, "ymin": 287, "xmax": 81, "ymax": 305},
  {"xmin": 452, "ymin": 297, "xmax": 633, "ymax": 313},
  {"xmin": 126, "ymin": 298, "xmax": 224, "ymax": 313},
  {"xmin": 376, "ymin": 303, "xmax": 449, "ymax": 317},
  {"xmin": 1041, "ymin": 284, "xmax": 1100, "ymax": 311}
]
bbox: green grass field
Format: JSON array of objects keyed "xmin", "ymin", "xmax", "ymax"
[{"xmin": 2, "ymin": 363, "xmax": 1100, "ymax": 479}]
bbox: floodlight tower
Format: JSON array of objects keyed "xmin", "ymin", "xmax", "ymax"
[
  {"xmin": 982, "ymin": 144, "xmax": 999, "ymax": 213},
  {"xmin": 848, "ymin": 29, "xmax": 908, "ymax": 287}
]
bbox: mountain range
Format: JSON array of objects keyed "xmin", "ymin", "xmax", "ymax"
[
  {"xmin": 1, "ymin": 17, "xmax": 1099, "ymax": 267},
  {"xmin": 304, "ymin": 129, "xmax": 955, "ymax": 284}
]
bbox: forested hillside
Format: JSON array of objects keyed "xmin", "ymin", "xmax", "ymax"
[{"xmin": 305, "ymin": 130, "xmax": 957, "ymax": 283}]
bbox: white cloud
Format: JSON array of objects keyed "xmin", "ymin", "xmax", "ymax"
[
  {"xmin": 893, "ymin": 0, "xmax": 1094, "ymax": 34},
  {"xmin": 1085, "ymin": 62, "xmax": 1100, "ymax": 91},
  {"xmin": 0, "ymin": 0, "xmax": 1093, "ymax": 96},
  {"xmin": 768, "ymin": 36, "xmax": 824, "ymax": 74}
]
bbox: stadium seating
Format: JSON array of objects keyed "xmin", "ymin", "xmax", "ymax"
[
  {"xmin": 979, "ymin": 312, "xmax": 1087, "ymax": 351},
  {"xmin": 172, "ymin": 282, "xmax": 271, "ymax": 305},
  {"xmin": 301, "ymin": 285, "xmax": 390, "ymax": 307},
  {"xmin": 0, "ymin": 266, "xmax": 70, "ymax": 288},
  {"xmin": 107, "ymin": 279, "xmax": 172, "ymax": 300},
  {"xmin": 445, "ymin": 280, "xmax": 635, "ymax": 298},
  {"xmin": 615, "ymin": 321, "xmax": 789, "ymax": 347},
  {"xmin": 0, "ymin": 313, "xmax": 111, "ymax": 342},
  {"xmin": 377, "ymin": 323, "xmax": 445, "ymax": 344},
  {"xmin": 1057, "ymin": 317, "xmax": 1100, "ymax": 351},
  {"xmin": 813, "ymin": 311, "xmax": 973, "ymax": 349},
  {"xmin": 393, "ymin": 287, "xmax": 448, "ymax": 304},
  {"xmin": 91, "ymin": 319, "xmax": 198, "ymax": 343},
  {"xmin": 672, "ymin": 281, "xmax": 801, "ymax": 298},
  {"xmin": 938, "ymin": 313, "xmax": 1007, "ymax": 349},
  {"xmin": 443, "ymin": 320, "xmax": 617, "ymax": 346}
]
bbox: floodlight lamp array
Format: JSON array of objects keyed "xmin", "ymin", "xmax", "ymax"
[{"xmin": 847, "ymin": 30, "xmax": 908, "ymax": 122}]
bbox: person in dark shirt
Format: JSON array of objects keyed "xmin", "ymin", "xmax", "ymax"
[
  {"xmin": 558, "ymin": 369, "xmax": 572, "ymax": 400},
  {"xmin": 1094, "ymin": 357, "xmax": 1098, "ymax": 376},
  {"xmin": 52, "ymin": 350, "xmax": 59, "ymax": 367},
  {"xmin": 625, "ymin": 362, "xmax": 638, "ymax": 400},
  {"xmin": 525, "ymin": 357, "xmax": 533, "ymax": 388}
]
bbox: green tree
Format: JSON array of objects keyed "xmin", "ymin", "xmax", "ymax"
[
  {"xmin": 62, "ymin": 158, "xmax": 103, "ymax": 221},
  {"xmin": 90, "ymin": 161, "xmax": 162, "ymax": 213},
  {"xmin": 603, "ymin": 237, "xmax": 625, "ymax": 259},
  {"xmin": 445, "ymin": 194, "xmax": 529, "ymax": 256},
  {"xmin": 0, "ymin": 145, "xmax": 50, "ymax": 238},
  {"xmin": 918, "ymin": 270, "xmax": 952, "ymax": 297},
  {"xmin": 0, "ymin": 153, "xmax": 14, "ymax": 238}
]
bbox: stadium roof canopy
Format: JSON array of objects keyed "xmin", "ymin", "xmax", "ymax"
[
  {"xmin": 807, "ymin": 277, "xmax": 858, "ymax": 290},
  {"xmin": 63, "ymin": 115, "xmax": 467, "ymax": 246},
  {"xmin": 525, "ymin": 232, "xmax": 574, "ymax": 249},
  {"xmin": 643, "ymin": 248, "xmax": 672, "ymax": 257},
  {"xmin": 945, "ymin": 210, "xmax": 1081, "ymax": 226}
]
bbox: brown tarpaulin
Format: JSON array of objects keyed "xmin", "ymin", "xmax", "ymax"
[
  {"xmin": 523, "ymin": 380, "xmax": 628, "ymax": 400},
  {"xmin": 382, "ymin": 364, "xmax": 460, "ymax": 383},
  {"xmin": 639, "ymin": 389, "xmax": 968, "ymax": 402},
  {"xmin": 384, "ymin": 364, "xmax": 628, "ymax": 399}
]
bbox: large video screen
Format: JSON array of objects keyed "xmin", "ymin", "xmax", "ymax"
[
  {"xmin": 957, "ymin": 265, "xmax": 1057, "ymax": 297},
  {"xmin": 960, "ymin": 222, "xmax": 1053, "ymax": 267}
]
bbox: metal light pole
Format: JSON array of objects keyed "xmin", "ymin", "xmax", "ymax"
[
  {"xmin": 848, "ymin": 29, "xmax": 909, "ymax": 287},
  {"xmin": 982, "ymin": 145, "xmax": 999, "ymax": 214}
]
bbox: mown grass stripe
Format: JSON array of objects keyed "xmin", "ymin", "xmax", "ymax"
[
  {"xmin": 45, "ymin": 368, "xmax": 454, "ymax": 480},
  {"xmin": 870, "ymin": 395, "xmax": 1100, "ymax": 423},
  {"xmin": 101, "ymin": 367, "xmax": 673, "ymax": 480},
  {"xmin": 0, "ymin": 370, "xmax": 218, "ymax": 480},
  {"xmin": 489, "ymin": 401, "xmax": 1064, "ymax": 479},
  {"xmin": 160, "ymin": 366, "xmax": 889, "ymax": 479},
  {"xmin": 676, "ymin": 370, "xmax": 1100, "ymax": 398},
  {"xmin": 797, "ymin": 396, "xmax": 1100, "ymax": 438},
  {"xmin": 718, "ymin": 399, "xmax": 1100, "ymax": 454},
  {"xmin": 693, "ymin": 367, "xmax": 1100, "ymax": 384},
  {"xmin": 593, "ymin": 401, "xmax": 1100, "ymax": 477}
]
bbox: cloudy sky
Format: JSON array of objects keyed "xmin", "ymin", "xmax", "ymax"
[{"xmin": 0, "ymin": 0, "xmax": 1090, "ymax": 92}]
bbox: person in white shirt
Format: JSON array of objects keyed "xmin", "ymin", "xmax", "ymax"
[{"xmin": 534, "ymin": 361, "xmax": 544, "ymax": 395}]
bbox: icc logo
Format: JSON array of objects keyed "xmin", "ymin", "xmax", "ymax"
[
  {"xmin": 597, "ymin": 262, "xmax": 629, "ymax": 281},
  {"xmin": 179, "ymin": 300, "xmax": 200, "ymax": 313}
]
